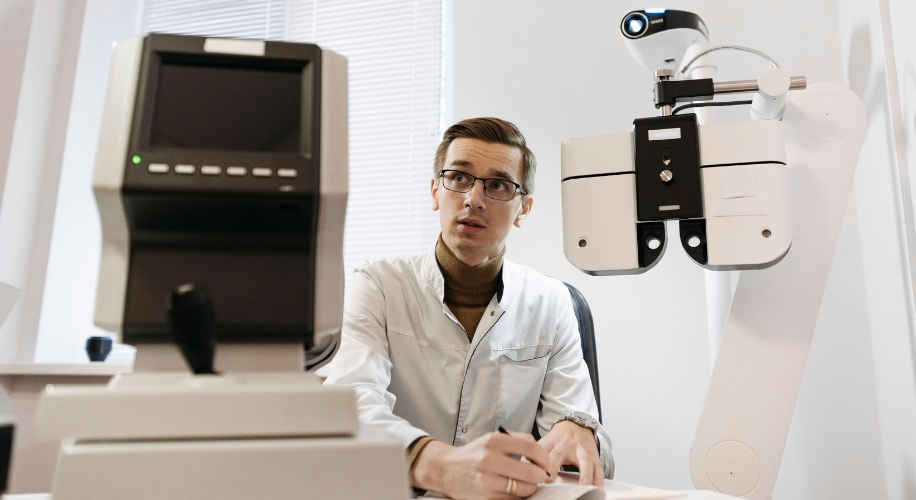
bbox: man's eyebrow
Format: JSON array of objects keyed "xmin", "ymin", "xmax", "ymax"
[
  {"xmin": 448, "ymin": 159, "xmax": 518, "ymax": 182},
  {"xmin": 486, "ymin": 170, "xmax": 515, "ymax": 182}
]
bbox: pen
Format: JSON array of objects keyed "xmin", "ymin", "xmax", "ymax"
[{"xmin": 498, "ymin": 425, "xmax": 550, "ymax": 477}]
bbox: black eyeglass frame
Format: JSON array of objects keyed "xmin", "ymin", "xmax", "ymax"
[{"xmin": 438, "ymin": 169, "xmax": 528, "ymax": 201}]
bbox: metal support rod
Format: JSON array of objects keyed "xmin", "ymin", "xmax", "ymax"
[
  {"xmin": 660, "ymin": 104, "xmax": 672, "ymax": 116},
  {"xmin": 713, "ymin": 76, "xmax": 807, "ymax": 95}
]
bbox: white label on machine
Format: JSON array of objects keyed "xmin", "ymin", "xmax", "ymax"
[
  {"xmin": 203, "ymin": 38, "xmax": 266, "ymax": 56},
  {"xmin": 648, "ymin": 128, "xmax": 681, "ymax": 141}
]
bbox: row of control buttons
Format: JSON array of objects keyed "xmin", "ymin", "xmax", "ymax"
[{"xmin": 146, "ymin": 163, "xmax": 298, "ymax": 178}]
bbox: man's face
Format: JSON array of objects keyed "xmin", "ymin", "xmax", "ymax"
[{"xmin": 431, "ymin": 138, "xmax": 534, "ymax": 266}]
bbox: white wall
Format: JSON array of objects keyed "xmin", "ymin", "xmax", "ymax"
[
  {"xmin": 835, "ymin": 1, "xmax": 916, "ymax": 499},
  {"xmin": 0, "ymin": 0, "xmax": 85, "ymax": 363},
  {"xmin": 452, "ymin": 0, "xmax": 895, "ymax": 498},
  {"xmin": 0, "ymin": 0, "xmax": 35, "ymax": 365},
  {"xmin": 34, "ymin": 0, "xmax": 141, "ymax": 363}
]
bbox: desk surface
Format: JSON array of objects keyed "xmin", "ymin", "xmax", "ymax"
[
  {"xmin": 0, "ymin": 363, "xmax": 132, "ymax": 377},
  {"xmin": 2, "ymin": 493, "xmax": 736, "ymax": 500}
]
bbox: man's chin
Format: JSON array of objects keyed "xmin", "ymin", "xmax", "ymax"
[{"xmin": 445, "ymin": 231, "xmax": 488, "ymax": 251}]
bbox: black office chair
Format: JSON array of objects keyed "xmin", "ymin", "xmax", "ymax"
[
  {"xmin": 532, "ymin": 282, "xmax": 602, "ymax": 441},
  {"xmin": 564, "ymin": 282, "xmax": 602, "ymax": 425}
]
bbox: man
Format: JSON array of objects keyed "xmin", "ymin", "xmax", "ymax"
[{"xmin": 325, "ymin": 117, "xmax": 613, "ymax": 499}]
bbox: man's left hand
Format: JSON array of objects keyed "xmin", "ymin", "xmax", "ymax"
[{"xmin": 537, "ymin": 420, "xmax": 603, "ymax": 486}]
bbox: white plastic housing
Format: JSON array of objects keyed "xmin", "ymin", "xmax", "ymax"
[
  {"xmin": 92, "ymin": 36, "xmax": 143, "ymax": 334},
  {"xmin": 699, "ymin": 120, "xmax": 792, "ymax": 269},
  {"xmin": 561, "ymin": 120, "xmax": 791, "ymax": 273},
  {"xmin": 37, "ymin": 372, "xmax": 409, "ymax": 500},
  {"xmin": 623, "ymin": 28, "xmax": 709, "ymax": 74},
  {"xmin": 561, "ymin": 133, "xmax": 649, "ymax": 275},
  {"xmin": 750, "ymin": 67, "xmax": 792, "ymax": 121},
  {"xmin": 91, "ymin": 38, "xmax": 348, "ymax": 363},
  {"xmin": 33, "ymin": 372, "xmax": 357, "ymax": 441},
  {"xmin": 49, "ymin": 425, "xmax": 410, "ymax": 500},
  {"xmin": 690, "ymin": 83, "xmax": 867, "ymax": 499}
]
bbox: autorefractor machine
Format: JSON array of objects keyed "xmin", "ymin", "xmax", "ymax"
[
  {"xmin": 561, "ymin": 9, "xmax": 866, "ymax": 500},
  {"xmin": 31, "ymin": 34, "xmax": 411, "ymax": 500}
]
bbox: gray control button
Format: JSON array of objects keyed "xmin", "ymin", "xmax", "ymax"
[
  {"xmin": 175, "ymin": 164, "xmax": 196, "ymax": 175},
  {"xmin": 201, "ymin": 165, "xmax": 221, "ymax": 175},
  {"xmin": 277, "ymin": 168, "xmax": 298, "ymax": 178},
  {"xmin": 226, "ymin": 166, "xmax": 247, "ymax": 176},
  {"xmin": 252, "ymin": 167, "xmax": 272, "ymax": 177},
  {"xmin": 148, "ymin": 163, "xmax": 169, "ymax": 174}
]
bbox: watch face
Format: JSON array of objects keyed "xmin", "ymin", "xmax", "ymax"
[{"xmin": 570, "ymin": 411, "xmax": 598, "ymax": 428}]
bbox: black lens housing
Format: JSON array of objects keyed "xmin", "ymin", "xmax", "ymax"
[{"xmin": 622, "ymin": 12, "xmax": 649, "ymax": 38}]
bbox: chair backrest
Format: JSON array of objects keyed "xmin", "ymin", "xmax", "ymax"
[
  {"xmin": 532, "ymin": 282, "xmax": 603, "ymax": 441},
  {"xmin": 563, "ymin": 282, "xmax": 602, "ymax": 424}
]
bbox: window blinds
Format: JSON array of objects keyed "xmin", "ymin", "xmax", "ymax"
[
  {"xmin": 142, "ymin": 0, "xmax": 286, "ymax": 39},
  {"xmin": 286, "ymin": 1, "xmax": 444, "ymax": 274},
  {"xmin": 141, "ymin": 0, "xmax": 445, "ymax": 275}
]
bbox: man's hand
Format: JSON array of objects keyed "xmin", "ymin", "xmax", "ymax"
[
  {"xmin": 411, "ymin": 432, "xmax": 551, "ymax": 499},
  {"xmin": 538, "ymin": 420, "xmax": 604, "ymax": 486}
]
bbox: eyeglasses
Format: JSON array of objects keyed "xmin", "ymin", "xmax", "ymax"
[{"xmin": 438, "ymin": 170, "xmax": 526, "ymax": 201}]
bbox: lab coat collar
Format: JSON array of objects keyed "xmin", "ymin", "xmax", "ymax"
[{"xmin": 422, "ymin": 240, "xmax": 519, "ymax": 308}]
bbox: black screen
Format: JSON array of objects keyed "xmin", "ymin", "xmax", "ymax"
[{"xmin": 149, "ymin": 62, "xmax": 303, "ymax": 152}]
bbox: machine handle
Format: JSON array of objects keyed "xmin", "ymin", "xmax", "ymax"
[
  {"xmin": 713, "ymin": 76, "xmax": 807, "ymax": 94},
  {"xmin": 167, "ymin": 284, "xmax": 217, "ymax": 374}
]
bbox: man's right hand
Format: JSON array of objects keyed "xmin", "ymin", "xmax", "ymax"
[{"xmin": 411, "ymin": 431, "xmax": 551, "ymax": 499}]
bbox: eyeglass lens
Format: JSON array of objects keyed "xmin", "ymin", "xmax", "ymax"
[{"xmin": 441, "ymin": 171, "xmax": 518, "ymax": 201}]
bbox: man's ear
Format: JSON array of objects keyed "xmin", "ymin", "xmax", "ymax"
[
  {"xmin": 430, "ymin": 177, "xmax": 440, "ymax": 211},
  {"xmin": 513, "ymin": 195, "xmax": 534, "ymax": 227}
]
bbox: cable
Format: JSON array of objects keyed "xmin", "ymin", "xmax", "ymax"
[
  {"xmin": 671, "ymin": 100, "xmax": 752, "ymax": 115},
  {"xmin": 679, "ymin": 45, "xmax": 780, "ymax": 75}
]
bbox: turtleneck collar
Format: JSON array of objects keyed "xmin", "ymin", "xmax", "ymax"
[{"xmin": 435, "ymin": 234, "xmax": 505, "ymax": 302}]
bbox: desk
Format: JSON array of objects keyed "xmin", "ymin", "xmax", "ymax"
[
  {"xmin": 0, "ymin": 491, "xmax": 740, "ymax": 500},
  {"xmin": 0, "ymin": 363, "xmax": 132, "ymax": 494}
]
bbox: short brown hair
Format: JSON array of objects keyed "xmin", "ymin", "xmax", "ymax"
[{"xmin": 433, "ymin": 117, "xmax": 536, "ymax": 195}]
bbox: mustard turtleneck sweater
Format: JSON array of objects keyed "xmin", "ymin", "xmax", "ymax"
[
  {"xmin": 435, "ymin": 234, "xmax": 505, "ymax": 340},
  {"xmin": 406, "ymin": 235, "xmax": 505, "ymax": 471}
]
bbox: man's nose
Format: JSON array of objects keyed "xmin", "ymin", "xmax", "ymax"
[{"xmin": 464, "ymin": 180, "xmax": 487, "ymax": 209}]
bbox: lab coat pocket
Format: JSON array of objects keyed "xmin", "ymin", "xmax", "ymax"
[{"xmin": 497, "ymin": 345, "xmax": 550, "ymax": 431}]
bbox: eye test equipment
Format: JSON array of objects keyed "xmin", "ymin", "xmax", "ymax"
[
  {"xmin": 32, "ymin": 34, "xmax": 410, "ymax": 500},
  {"xmin": 561, "ymin": 9, "xmax": 866, "ymax": 499}
]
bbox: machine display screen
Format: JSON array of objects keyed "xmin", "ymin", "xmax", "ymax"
[{"xmin": 148, "ymin": 62, "xmax": 303, "ymax": 152}]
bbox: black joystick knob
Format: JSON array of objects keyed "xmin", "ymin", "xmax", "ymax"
[
  {"xmin": 85, "ymin": 336, "xmax": 113, "ymax": 362},
  {"xmin": 167, "ymin": 284, "xmax": 217, "ymax": 374}
]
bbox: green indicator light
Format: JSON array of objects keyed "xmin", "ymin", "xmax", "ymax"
[{"xmin": 131, "ymin": 155, "xmax": 141, "ymax": 164}]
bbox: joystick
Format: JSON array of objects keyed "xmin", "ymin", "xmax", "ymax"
[{"xmin": 167, "ymin": 284, "xmax": 217, "ymax": 374}]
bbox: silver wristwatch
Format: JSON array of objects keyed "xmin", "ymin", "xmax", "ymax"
[{"xmin": 553, "ymin": 411, "xmax": 599, "ymax": 446}]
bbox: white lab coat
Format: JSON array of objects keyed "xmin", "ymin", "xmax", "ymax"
[{"xmin": 324, "ymin": 245, "xmax": 615, "ymax": 478}]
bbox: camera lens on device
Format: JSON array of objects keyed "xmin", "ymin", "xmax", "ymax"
[{"xmin": 622, "ymin": 12, "xmax": 649, "ymax": 38}]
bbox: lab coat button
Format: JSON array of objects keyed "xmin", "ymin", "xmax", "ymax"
[{"xmin": 461, "ymin": 428, "xmax": 467, "ymax": 433}]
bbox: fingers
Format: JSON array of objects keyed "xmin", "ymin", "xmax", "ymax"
[
  {"xmin": 546, "ymin": 445, "xmax": 566, "ymax": 482},
  {"xmin": 489, "ymin": 432, "xmax": 551, "ymax": 473},
  {"xmin": 575, "ymin": 445, "xmax": 602, "ymax": 486},
  {"xmin": 479, "ymin": 472, "xmax": 538, "ymax": 499},
  {"xmin": 483, "ymin": 452, "xmax": 550, "ymax": 485},
  {"xmin": 593, "ymin": 460, "xmax": 605, "ymax": 486}
]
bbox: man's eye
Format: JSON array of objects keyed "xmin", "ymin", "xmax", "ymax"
[
  {"xmin": 490, "ymin": 180, "xmax": 507, "ymax": 191},
  {"xmin": 453, "ymin": 173, "xmax": 467, "ymax": 182}
]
